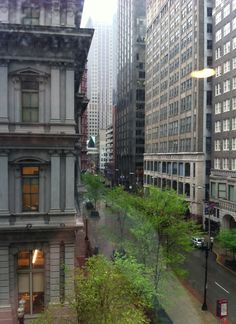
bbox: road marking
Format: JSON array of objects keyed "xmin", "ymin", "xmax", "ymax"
[{"xmin": 215, "ymin": 281, "xmax": 230, "ymax": 294}]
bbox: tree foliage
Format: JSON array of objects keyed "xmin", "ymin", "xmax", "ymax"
[
  {"xmin": 34, "ymin": 255, "xmax": 152, "ymax": 324},
  {"xmin": 73, "ymin": 255, "xmax": 151, "ymax": 324},
  {"xmin": 81, "ymin": 172, "xmax": 106, "ymax": 209},
  {"xmin": 33, "ymin": 305, "xmax": 77, "ymax": 324},
  {"xmin": 104, "ymin": 186, "xmax": 200, "ymax": 289},
  {"xmin": 217, "ymin": 229, "xmax": 236, "ymax": 259},
  {"xmin": 105, "ymin": 187, "xmax": 135, "ymax": 246}
]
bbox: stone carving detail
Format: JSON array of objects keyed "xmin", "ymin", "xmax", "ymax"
[
  {"xmin": 0, "ymin": 0, "xmax": 8, "ymax": 13},
  {"xmin": 67, "ymin": 0, "xmax": 75, "ymax": 17},
  {"xmin": 52, "ymin": 0, "xmax": 60, "ymax": 16}
]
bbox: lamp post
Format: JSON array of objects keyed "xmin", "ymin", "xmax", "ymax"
[
  {"xmin": 115, "ymin": 168, "xmax": 119, "ymax": 185},
  {"xmin": 129, "ymin": 172, "xmax": 135, "ymax": 191},
  {"xmin": 191, "ymin": 68, "xmax": 215, "ymax": 311},
  {"xmin": 202, "ymin": 202, "xmax": 215, "ymax": 310}
]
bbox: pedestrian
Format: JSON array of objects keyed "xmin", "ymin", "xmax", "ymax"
[
  {"xmin": 210, "ymin": 237, "xmax": 214, "ymax": 251},
  {"xmin": 201, "ymin": 239, "xmax": 205, "ymax": 250}
]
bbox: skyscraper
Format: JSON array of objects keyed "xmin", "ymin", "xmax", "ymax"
[
  {"xmin": 116, "ymin": 0, "xmax": 146, "ymax": 188},
  {"xmin": 144, "ymin": 0, "xmax": 213, "ymax": 223},
  {"xmin": 210, "ymin": 0, "xmax": 236, "ymax": 229},
  {"xmin": 87, "ymin": 19, "xmax": 114, "ymax": 137}
]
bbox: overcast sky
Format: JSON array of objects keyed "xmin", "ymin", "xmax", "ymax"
[{"xmin": 81, "ymin": 0, "xmax": 117, "ymax": 26}]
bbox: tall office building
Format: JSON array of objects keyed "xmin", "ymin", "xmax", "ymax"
[
  {"xmin": 0, "ymin": 1, "xmax": 92, "ymax": 322},
  {"xmin": 87, "ymin": 20, "xmax": 114, "ymax": 137},
  {"xmin": 144, "ymin": 0, "xmax": 213, "ymax": 223},
  {"xmin": 116, "ymin": 0, "xmax": 146, "ymax": 187},
  {"xmin": 210, "ymin": 0, "xmax": 236, "ymax": 229}
]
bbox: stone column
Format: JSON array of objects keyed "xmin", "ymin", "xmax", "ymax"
[
  {"xmin": 0, "ymin": 246, "xmax": 10, "ymax": 307},
  {"xmin": 51, "ymin": 0, "xmax": 60, "ymax": 26},
  {"xmin": 65, "ymin": 153, "xmax": 75, "ymax": 212},
  {"xmin": 65, "ymin": 69, "xmax": 74, "ymax": 122},
  {"xmin": 49, "ymin": 153, "xmax": 60, "ymax": 213},
  {"xmin": 39, "ymin": 80, "xmax": 45, "ymax": 123},
  {"xmin": 15, "ymin": 1, "xmax": 21, "ymax": 24},
  {"xmin": 0, "ymin": 65, "xmax": 9, "ymax": 132},
  {"xmin": 0, "ymin": 153, "xmax": 9, "ymax": 215},
  {"xmin": 39, "ymin": 167, "xmax": 45, "ymax": 213},
  {"xmin": 49, "ymin": 243, "xmax": 60, "ymax": 304},
  {"xmin": 66, "ymin": 0, "xmax": 75, "ymax": 27},
  {"xmin": 50, "ymin": 67, "xmax": 60, "ymax": 122},
  {"xmin": 0, "ymin": 0, "xmax": 9, "ymax": 23},
  {"xmin": 39, "ymin": 6, "xmax": 45, "ymax": 25},
  {"xmin": 64, "ymin": 243, "xmax": 75, "ymax": 299},
  {"xmin": 14, "ymin": 77, "xmax": 21, "ymax": 123},
  {"xmin": 15, "ymin": 167, "xmax": 21, "ymax": 214}
]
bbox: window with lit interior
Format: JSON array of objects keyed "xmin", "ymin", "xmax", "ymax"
[{"xmin": 17, "ymin": 249, "xmax": 44, "ymax": 315}]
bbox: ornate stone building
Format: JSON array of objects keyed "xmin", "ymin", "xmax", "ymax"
[{"xmin": 0, "ymin": 0, "xmax": 93, "ymax": 322}]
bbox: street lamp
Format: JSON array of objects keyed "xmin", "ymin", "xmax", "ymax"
[
  {"xmin": 129, "ymin": 172, "xmax": 134, "ymax": 191},
  {"xmin": 115, "ymin": 168, "xmax": 119, "ymax": 186},
  {"xmin": 191, "ymin": 68, "xmax": 216, "ymax": 312},
  {"xmin": 202, "ymin": 202, "xmax": 216, "ymax": 311},
  {"xmin": 191, "ymin": 68, "xmax": 216, "ymax": 78}
]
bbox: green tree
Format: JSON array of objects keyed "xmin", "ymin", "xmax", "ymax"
[
  {"xmin": 82, "ymin": 172, "xmax": 106, "ymax": 210},
  {"xmin": 34, "ymin": 255, "xmax": 152, "ymax": 324},
  {"xmin": 33, "ymin": 305, "xmax": 77, "ymax": 324},
  {"xmin": 134, "ymin": 187, "xmax": 198, "ymax": 283},
  {"xmin": 105, "ymin": 186, "xmax": 135, "ymax": 247},
  {"xmin": 217, "ymin": 229, "xmax": 236, "ymax": 259},
  {"xmin": 104, "ymin": 186, "xmax": 199, "ymax": 290},
  {"xmin": 73, "ymin": 255, "xmax": 151, "ymax": 324}
]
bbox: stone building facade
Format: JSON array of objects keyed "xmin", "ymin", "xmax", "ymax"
[
  {"xmin": 144, "ymin": 0, "xmax": 213, "ymax": 223},
  {"xmin": 0, "ymin": 0, "xmax": 92, "ymax": 322},
  {"xmin": 210, "ymin": 0, "xmax": 236, "ymax": 229}
]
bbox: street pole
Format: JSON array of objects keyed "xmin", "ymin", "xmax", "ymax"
[
  {"xmin": 190, "ymin": 68, "xmax": 216, "ymax": 313},
  {"xmin": 202, "ymin": 205, "xmax": 210, "ymax": 311},
  {"xmin": 202, "ymin": 202, "xmax": 214, "ymax": 311},
  {"xmin": 202, "ymin": 245, "xmax": 209, "ymax": 311}
]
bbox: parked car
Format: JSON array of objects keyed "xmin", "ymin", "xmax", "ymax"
[{"xmin": 192, "ymin": 237, "xmax": 205, "ymax": 248}]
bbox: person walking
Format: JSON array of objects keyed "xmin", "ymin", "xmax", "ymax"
[{"xmin": 210, "ymin": 237, "xmax": 214, "ymax": 251}]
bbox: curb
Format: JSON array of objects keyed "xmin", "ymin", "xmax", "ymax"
[{"xmin": 214, "ymin": 249, "xmax": 236, "ymax": 276}]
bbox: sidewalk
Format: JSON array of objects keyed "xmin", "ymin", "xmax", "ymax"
[{"xmin": 161, "ymin": 275, "xmax": 218, "ymax": 324}]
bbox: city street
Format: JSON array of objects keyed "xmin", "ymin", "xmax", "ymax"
[{"xmin": 184, "ymin": 248, "xmax": 236, "ymax": 323}]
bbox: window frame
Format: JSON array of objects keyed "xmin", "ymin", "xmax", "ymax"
[
  {"xmin": 21, "ymin": 77, "xmax": 39, "ymax": 123},
  {"xmin": 17, "ymin": 249, "xmax": 45, "ymax": 315},
  {"xmin": 218, "ymin": 183, "xmax": 227, "ymax": 199},
  {"xmin": 21, "ymin": 166, "xmax": 39, "ymax": 212},
  {"xmin": 215, "ymin": 102, "xmax": 221, "ymax": 114},
  {"xmin": 22, "ymin": 3, "xmax": 40, "ymax": 25},
  {"xmin": 223, "ymin": 119, "xmax": 230, "ymax": 131}
]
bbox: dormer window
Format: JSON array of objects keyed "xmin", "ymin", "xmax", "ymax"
[
  {"xmin": 22, "ymin": 2, "xmax": 40, "ymax": 25},
  {"xmin": 21, "ymin": 76, "xmax": 39, "ymax": 122}
]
